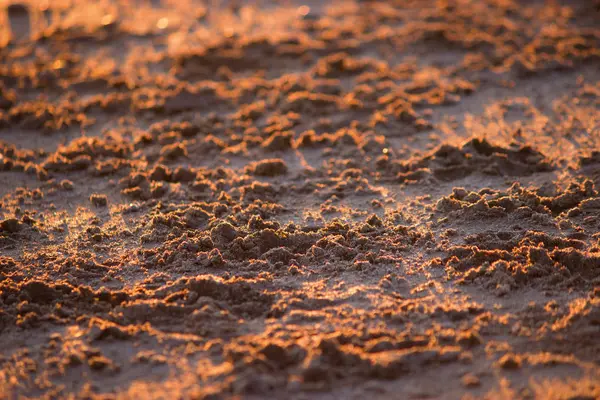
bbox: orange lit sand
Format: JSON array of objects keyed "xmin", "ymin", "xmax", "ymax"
[{"xmin": 0, "ymin": 1, "xmax": 600, "ymax": 398}]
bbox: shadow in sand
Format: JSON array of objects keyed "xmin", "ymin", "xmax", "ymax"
[{"xmin": 7, "ymin": 3, "xmax": 31, "ymax": 43}]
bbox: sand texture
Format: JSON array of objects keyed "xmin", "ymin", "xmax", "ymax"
[{"xmin": 1, "ymin": 1, "xmax": 600, "ymax": 399}]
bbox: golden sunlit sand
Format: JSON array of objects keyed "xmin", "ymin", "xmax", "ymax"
[{"xmin": 0, "ymin": 0, "xmax": 599, "ymax": 398}]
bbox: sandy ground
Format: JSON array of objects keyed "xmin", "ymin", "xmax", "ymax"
[{"xmin": 0, "ymin": 0, "xmax": 600, "ymax": 398}]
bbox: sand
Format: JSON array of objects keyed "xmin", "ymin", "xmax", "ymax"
[{"xmin": 0, "ymin": 0, "xmax": 600, "ymax": 398}]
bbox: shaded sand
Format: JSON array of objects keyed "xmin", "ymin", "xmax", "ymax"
[{"xmin": 1, "ymin": 0, "xmax": 600, "ymax": 398}]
